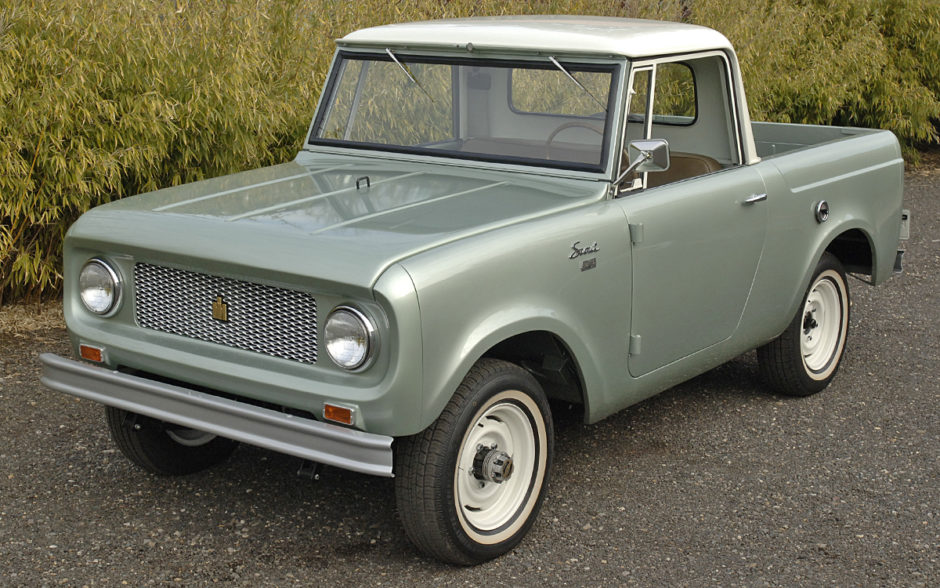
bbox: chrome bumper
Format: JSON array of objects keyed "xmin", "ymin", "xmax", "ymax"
[{"xmin": 40, "ymin": 353, "xmax": 394, "ymax": 477}]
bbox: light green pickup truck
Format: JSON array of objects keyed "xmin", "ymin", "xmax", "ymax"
[{"xmin": 42, "ymin": 17, "xmax": 907, "ymax": 564}]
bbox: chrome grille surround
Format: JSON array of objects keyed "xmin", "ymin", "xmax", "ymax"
[{"xmin": 134, "ymin": 263, "xmax": 317, "ymax": 364}]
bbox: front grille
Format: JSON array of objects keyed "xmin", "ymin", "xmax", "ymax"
[{"xmin": 134, "ymin": 263, "xmax": 317, "ymax": 364}]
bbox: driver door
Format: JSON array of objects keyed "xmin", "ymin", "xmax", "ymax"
[{"xmin": 617, "ymin": 57, "xmax": 768, "ymax": 377}]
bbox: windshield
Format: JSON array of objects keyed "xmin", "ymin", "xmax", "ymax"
[{"xmin": 309, "ymin": 52, "xmax": 618, "ymax": 173}]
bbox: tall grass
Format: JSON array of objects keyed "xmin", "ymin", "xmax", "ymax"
[{"xmin": 1, "ymin": 0, "xmax": 938, "ymax": 303}]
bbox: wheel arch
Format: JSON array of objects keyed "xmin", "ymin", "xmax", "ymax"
[
  {"xmin": 483, "ymin": 330, "xmax": 587, "ymax": 406},
  {"xmin": 766, "ymin": 223, "xmax": 873, "ymax": 348},
  {"xmin": 420, "ymin": 318, "xmax": 598, "ymax": 435},
  {"xmin": 797, "ymin": 223, "xmax": 876, "ymax": 311},
  {"xmin": 824, "ymin": 227, "xmax": 875, "ymax": 278}
]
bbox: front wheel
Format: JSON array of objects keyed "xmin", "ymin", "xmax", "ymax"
[
  {"xmin": 758, "ymin": 252, "xmax": 850, "ymax": 396},
  {"xmin": 395, "ymin": 359, "xmax": 553, "ymax": 565},
  {"xmin": 106, "ymin": 407, "xmax": 238, "ymax": 475}
]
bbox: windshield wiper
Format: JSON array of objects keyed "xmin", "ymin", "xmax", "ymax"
[
  {"xmin": 549, "ymin": 56, "xmax": 607, "ymax": 113},
  {"xmin": 386, "ymin": 48, "xmax": 436, "ymax": 103}
]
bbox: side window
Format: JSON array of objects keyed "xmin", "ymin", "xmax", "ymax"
[
  {"xmin": 626, "ymin": 64, "xmax": 694, "ymax": 127},
  {"xmin": 628, "ymin": 68, "xmax": 651, "ymax": 126},
  {"xmin": 622, "ymin": 58, "xmax": 728, "ymax": 191},
  {"xmin": 652, "ymin": 63, "xmax": 696, "ymax": 124}
]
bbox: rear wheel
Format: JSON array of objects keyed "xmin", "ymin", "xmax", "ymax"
[
  {"xmin": 106, "ymin": 407, "xmax": 238, "ymax": 475},
  {"xmin": 758, "ymin": 252, "xmax": 850, "ymax": 396},
  {"xmin": 395, "ymin": 359, "xmax": 553, "ymax": 565}
]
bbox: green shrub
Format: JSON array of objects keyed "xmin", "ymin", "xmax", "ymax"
[
  {"xmin": 1, "ymin": 0, "xmax": 937, "ymax": 303},
  {"xmin": 0, "ymin": 0, "xmax": 325, "ymax": 302},
  {"xmin": 691, "ymin": 0, "xmax": 940, "ymax": 152}
]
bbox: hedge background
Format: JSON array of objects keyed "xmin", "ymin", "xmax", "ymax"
[{"xmin": 1, "ymin": 0, "xmax": 938, "ymax": 303}]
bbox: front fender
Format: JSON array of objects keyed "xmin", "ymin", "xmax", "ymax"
[{"xmin": 400, "ymin": 203, "xmax": 634, "ymax": 434}]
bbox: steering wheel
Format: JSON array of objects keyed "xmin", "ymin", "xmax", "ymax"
[{"xmin": 545, "ymin": 121, "xmax": 604, "ymax": 158}]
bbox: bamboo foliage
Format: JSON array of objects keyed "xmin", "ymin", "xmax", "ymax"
[
  {"xmin": 692, "ymin": 0, "xmax": 940, "ymax": 148},
  {"xmin": 0, "ymin": 0, "xmax": 323, "ymax": 302},
  {"xmin": 1, "ymin": 0, "xmax": 937, "ymax": 303}
]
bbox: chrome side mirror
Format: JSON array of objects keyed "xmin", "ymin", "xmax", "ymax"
[
  {"xmin": 615, "ymin": 139, "xmax": 670, "ymax": 191},
  {"xmin": 629, "ymin": 139, "xmax": 670, "ymax": 173}
]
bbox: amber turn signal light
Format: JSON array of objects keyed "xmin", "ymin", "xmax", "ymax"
[
  {"xmin": 79, "ymin": 344, "xmax": 103, "ymax": 363},
  {"xmin": 323, "ymin": 404, "xmax": 354, "ymax": 426}
]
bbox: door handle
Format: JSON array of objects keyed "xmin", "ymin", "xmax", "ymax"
[{"xmin": 743, "ymin": 193, "xmax": 767, "ymax": 205}]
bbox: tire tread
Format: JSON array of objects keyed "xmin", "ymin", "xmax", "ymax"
[
  {"xmin": 757, "ymin": 253, "xmax": 849, "ymax": 397},
  {"xmin": 106, "ymin": 407, "xmax": 237, "ymax": 476},
  {"xmin": 395, "ymin": 358, "xmax": 551, "ymax": 565}
]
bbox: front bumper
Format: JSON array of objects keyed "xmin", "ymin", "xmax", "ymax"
[{"xmin": 40, "ymin": 353, "xmax": 394, "ymax": 477}]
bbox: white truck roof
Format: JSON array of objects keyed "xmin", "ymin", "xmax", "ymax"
[{"xmin": 338, "ymin": 16, "xmax": 733, "ymax": 58}]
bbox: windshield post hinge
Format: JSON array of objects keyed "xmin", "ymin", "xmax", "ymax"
[
  {"xmin": 629, "ymin": 223, "xmax": 644, "ymax": 245},
  {"xmin": 629, "ymin": 334, "xmax": 642, "ymax": 356}
]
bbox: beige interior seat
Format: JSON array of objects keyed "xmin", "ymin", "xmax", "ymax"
[{"xmin": 646, "ymin": 151, "xmax": 722, "ymax": 188}]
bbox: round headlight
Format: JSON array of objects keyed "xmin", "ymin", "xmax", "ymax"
[
  {"xmin": 324, "ymin": 306, "xmax": 376, "ymax": 370},
  {"xmin": 79, "ymin": 258, "xmax": 121, "ymax": 315}
]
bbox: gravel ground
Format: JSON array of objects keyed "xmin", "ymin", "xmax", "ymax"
[{"xmin": 1, "ymin": 162, "xmax": 937, "ymax": 586}]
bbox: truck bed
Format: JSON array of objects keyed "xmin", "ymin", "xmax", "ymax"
[{"xmin": 752, "ymin": 121, "xmax": 886, "ymax": 159}]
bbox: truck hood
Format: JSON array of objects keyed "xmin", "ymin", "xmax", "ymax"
[{"xmin": 70, "ymin": 156, "xmax": 606, "ymax": 289}]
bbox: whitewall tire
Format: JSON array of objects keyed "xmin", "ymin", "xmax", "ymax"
[
  {"xmin": 395, "ymin": 359, "xmax": 553, "ymax": 565},
  {"xmin": 758, "ymin": 252, "xmax": 850, "ymax": 396}
]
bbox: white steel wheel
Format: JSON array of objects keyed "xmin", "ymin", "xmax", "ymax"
[
  {"xmin": 454, "ymin": 390, "xmax": 546, "ymax": 543},
  {"xmin": 165, "ymin": 427, "xmax": 219, "ymax": 447},
  {"xmin": 800, "ymin": 271, "xmax": 848, "ymax": 378},
  {"xmin": 758, "ymin": 252, "xmax": 850, "ymax": 396},
  {"xmin": 395, "ymin": 359, "xmax": 553, "ymax": 565}
]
